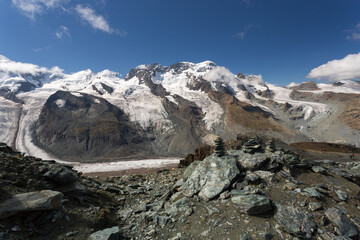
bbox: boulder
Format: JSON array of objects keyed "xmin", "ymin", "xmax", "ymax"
[
  {"xmin": 231, "ymin": 194, "xmax": 272, "ymax": 215},
  {"xmin": 88, "ymin": 226, "xmax": 120, "ymax": 240},
  {"xmin": 183, "ymin": 161, "xmax": 200, "ymax": 181},
  {"xmin": 181, "ymin": 155, "xmax": 240, "ymax": 200},
  {"xmin": 275, "ymin": 205, "xmax": 316, "ymax": 239},
  {"xmin": 43, "ymin": 164, "xmax": 78, "ymax": 184},
  {"xmin": 325, "ymin": 208, "xmax": 358, "ymax": 237},
  {"xmin": 237, "ymin": 152, "xmax": 270, "ymax": 171},
  {"xmin": 0, "ymin": 190, "xmax": 63, "ymax": 220},
  {"xmin": 254, "ymin": 170, "xmax": 275, "ymax": 183}
]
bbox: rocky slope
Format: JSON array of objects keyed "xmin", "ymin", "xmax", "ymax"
[
  {"xmin": 1, "ymin": 54, "xmax": 360, "ymax": 161},
  {"xmin": 1, "ymin": 135, "xmax": 360, "ymax": 239}
]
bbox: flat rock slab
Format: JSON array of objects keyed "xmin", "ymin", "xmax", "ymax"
[
  {"xmin": 275, "ymin": 205, "xmax": 316, "ymax": 239},
  {"xmin": 88, "ymin": 226, "xmax": 120, "ymax": 240},
  {"xmin": 231, "ymin": 194, "xmax": 272, "ymax": 215},
  {"xmin": 181, "ymin": 155, "xmax": 240, "ymax": 200},
  {"xmin": 0, "ymin": 190, "xmax": 63, "ymax": 220},
  {"xmin": 325, "ymin": 208, "xmax": 358, "ymax": 237}
]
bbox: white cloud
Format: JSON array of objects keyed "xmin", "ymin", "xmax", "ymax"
[
  {"xmin": 56, "ymin": 25, "xmax": 71, "ymax": 39},
  {"xmin": 75, "ymin": 4, "xmax": 126, "ymax": 36},
  {"xmin": 204, "ymin": 66, "xmax": 236, "ymax": 83},
  {"xmin": 307, "ymin": 52, "xmax": 360, "ymax": 81},
  {"xmin": 346, "ymin": 23, "xmax": 360, "ymax": 40},
  {"xmin": 11, "ymin": 0, "xmax": 64, "ymax": 19},
  {"xmin": 235, "ymin": 24, "xmax": 260, "ymax": 39},
  {"xmin": 0, "ymin": 54, "xmax": 63, "ymax": 76}
]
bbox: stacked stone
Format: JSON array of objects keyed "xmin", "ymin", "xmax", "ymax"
[
  {"xmin": 265, "ymin": 139, "xmax": 276, "ymax": 152},
  {"xmin": 242, "ymin": 138, "xmax": 262, "ymax": 153},
  {"xmin": 214, "ymin": 137, "xmax": 225, "ymax": 157}
]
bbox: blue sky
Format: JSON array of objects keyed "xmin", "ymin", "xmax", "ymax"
[{"xmin": 0, "ymin": 0, "xmax": 360, "ymax": 85}]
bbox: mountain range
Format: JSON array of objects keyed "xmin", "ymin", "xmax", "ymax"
[{"xmin": 1, "ymin": 54, "xmax": 360, "ymax": 162}]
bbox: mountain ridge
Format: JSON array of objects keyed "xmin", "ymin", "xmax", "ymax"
[{"xmin": 1, "ymin": 54, "xmax": 360, "ymax": 161}]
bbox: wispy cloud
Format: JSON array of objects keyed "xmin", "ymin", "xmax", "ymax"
[
  {"xmin": 307, "ymin": 52, "xmax": 360, "ymax": 81},
  {"xmin": 11, "ymin": 0, "xmax": 64, "ymax": 20},
  {"xmin": 235, "ymin": 24, "xmax": 260, "ymax": 39},
  {"xmin": 75, "ymin": 4, "xmax": 126, "ymax": 36},
  {"xmin": 56, "ymin": 25, "xmax": 71, "ymax": 39},
  {"xmin": 32, "ymin": 46, "xmax": 50, "ymax": 52},
  {"xmin": 346, "ymin": 23, "xmax": 360, "ymax": 40}
]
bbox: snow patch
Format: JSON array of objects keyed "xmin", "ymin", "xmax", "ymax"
[
  {"xmin": 70, "ymin": 92, "xmax": 83, "ymax": 97},
  {"xmin": 55, "ymin": 99, "xmax": 66, "ymax": 108},
  {"xmin": 165, "ymin": 95, "xmax": 178, "ymax": 105}
]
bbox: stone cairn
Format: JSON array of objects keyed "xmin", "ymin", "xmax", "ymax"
[
  {"xmin": 265, "ymin": 139, "xmax": 276, "ymax": 152},
  {"xmin": 242, "ymin": 138, "xmax": 262, "ymax": 153},
  {"xmin": 214, "ymin": 137, "xmax": 225, "ymax": 157}
]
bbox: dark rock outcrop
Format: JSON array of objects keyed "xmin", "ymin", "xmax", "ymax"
[{"xmin": 34, "ymin": 91, "xmax": 152, "ymax": 161}]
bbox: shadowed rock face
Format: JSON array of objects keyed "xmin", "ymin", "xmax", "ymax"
[{"xmin": 34, "ymin": 91, "xmax": 151, "ymax": 161}]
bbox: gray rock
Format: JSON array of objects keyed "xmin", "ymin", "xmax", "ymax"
[
  {"xmin": 183, "ymin": 161, "xmax": 200, "ymax": 182},
  {"xmin": 238, "ymin": 152, "xmax": 269, "ymax": 171},
  {"xmin": 283, "ymin": 153, "xmax": 300, "ymax": 165},
  {"xmin": 88, "ymin": 226, "xmax": 120, "ymax": 240},
  {"xmin": 308, "ymin": 202, "xmax": 322, "ymax": 211},
  {"xmin": 275, "ymin": 205, "xmax": 316, "ymax": 239},
  {"xmin": 311, "ymin": 166, "xmax": 327, "ymax": 174},
  {"xmin": 0, "ymin": 190, "xmax": 63, "ymax": 220},
  {"xmin": 117, "ymin": 209, "xmax": 132, "ymax": 219},
  {"xmin": 245, "ymin": 171, "xmax": 260, "ymax": 182},
  {"xmin": 206, "ymin": 206, "xmax": 219, "ymax": 216},
  {"xmin": 147, "ymin": 201, "xmax": 164, "ymax": 212},
  {"xmin": 153, "ymin": 215, "xmax": 169, "ymax": 227},
  {"xmin": 219, "ymin": 191, "xmax": 230, "ymax": 199},
  {"xmin": 200, "ymin": 229, "xmax": 210, "ymax": 237},
  {"xmin": 303, "ymin": 187, "xmax": 322, "ymax": 199},
  {"xmin": 181, "ymin": 155, "xmax": 240, "ymax": 200},
  {"xmin": 231, "ymin": 194, "xmax": 272, "ymax": 215},
  {"xmin": 134, "ymin": 202, "xmax": 148, "ymax": 213},
  {"xmin": 43, "ymin": 164, "xmax": 78, "ymax": 184},
  {"xmin": 325, "ymin": 208, "xmax": 358, "ymax": 237},
  {"xmin": 165, "ymin": 197, "xmax": 193, "ymax": 217},
  {"xmin": 254, "ymin": 170, "xmax": 275, "ymax": 183},
  {"xmin": 335, "ymin": 190, "xmax": 348, "ymax": 201}
]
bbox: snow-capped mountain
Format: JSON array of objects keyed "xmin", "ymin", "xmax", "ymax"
[{"xmin": 1, "ymin": 54, "xmax": 360, "ymax": 161}]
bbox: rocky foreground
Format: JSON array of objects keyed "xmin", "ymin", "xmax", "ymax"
[{"xmin": 0, "ymin": 137, "xmax": 360, "ymax": 240}]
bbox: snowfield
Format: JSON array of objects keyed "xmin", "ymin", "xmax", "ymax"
[{"xmin": 72, "ymin": 158, "xmax": 181, "ymax": 173}]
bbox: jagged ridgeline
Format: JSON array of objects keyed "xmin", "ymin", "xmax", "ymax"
[{"xmin": 0, "ymin": 55, "xmax": 360, "ymax": 160}]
